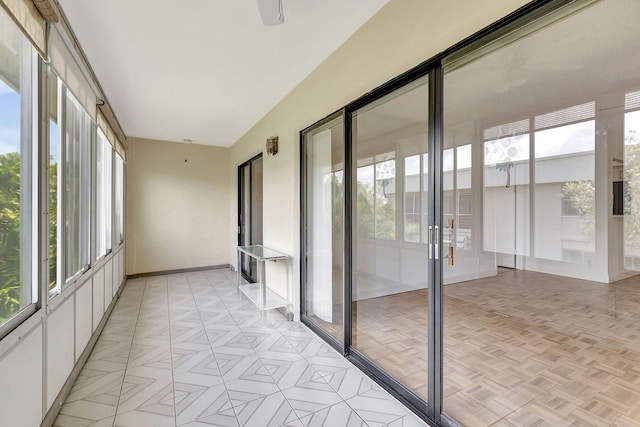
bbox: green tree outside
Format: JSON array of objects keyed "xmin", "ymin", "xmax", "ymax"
[
  {"xmin": 624, "ymin": 139, "xmax": 640, "ymax": 251},
  {"xmin": 561, "ymin": 133, "xmax": 640, "ymax": 255},
  {"xmin": 49, "ymin": 161, "xmax": 57, "ymax": 290},
  {"xmin": 0, "ymin": 151, "xmax": 57, "ymax": 323},
  {"xmin": 562, "ymin": 179, "xmax": 595, "ymax": 240},
  {"xmin": 0, "ymin": 152, "xmax": 22, "ymax": 322}
]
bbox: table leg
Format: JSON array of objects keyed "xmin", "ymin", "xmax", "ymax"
[{"xmin": 259, "ymin": 260, "xmax": 266, "ymax": 309}]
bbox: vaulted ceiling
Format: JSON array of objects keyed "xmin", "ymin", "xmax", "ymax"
[{"xmin": 56, "ymin": 0, "xmax": 389, "ymax": 147}]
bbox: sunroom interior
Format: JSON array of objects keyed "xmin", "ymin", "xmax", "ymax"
[{"xmin": 2, "ymin": 0, "xmax": 640, "ymax": 426}]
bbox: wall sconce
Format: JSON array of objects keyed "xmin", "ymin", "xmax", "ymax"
[{"xmin": 266, "ymin": 136, "xmax": 279, "ymax": 155}]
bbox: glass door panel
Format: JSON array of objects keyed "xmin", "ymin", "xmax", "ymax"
[
  {"xmin": 351, "ymin": 76, "xmax": 430, "ymax": 399},
  {"xmin": 442, "ymin": 1, "xmax": 640, "ymax": 425},
  {"xmin": 238, "ymin": 155, "xmax": 263, "ymax": 282},
  {"xmin": 302, "ymin": 114, "xmax": 345, "ymax": 344}
]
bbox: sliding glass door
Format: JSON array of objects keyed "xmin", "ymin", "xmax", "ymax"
[
  {"xmin": 301, "ymin": 113, "xmax": 345, "ymax": 346},
  {"xmin": 302, "ymin": 74, "xmax": 438, "ymax": 420},
  {"xmin": 303, "ymin": 2, "xmax": 640, "ymax": 425},
  {"xmin": 238, "ymin": 154, "xmax": 263, "ymax": 283},
  {"xmin": 350, "ymin": 77, "xmax": 431, "ymax": 400},
  {"xmin": 441, "ymin": 1, "xmax": 640, "ymax": 426}
]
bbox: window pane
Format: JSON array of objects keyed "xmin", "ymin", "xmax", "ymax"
[
  {"xmin": 443, "ymin": 1, "xmax": 640, "ymax": 425},
  {"xmin": 624, "ymin": 109, "xmax": 640, "ymax": 269},
  {"xmin": 0, "ymin": 7, "xmax": 35, "ymax": 326},
  {"xmin": 483, "ymin": 133, "xmax": 530, "ymax": 257},
  {"xmin": 356, "ymin": 165, "xmax": 374, "ymax": 238},
  {"xmin": 48, "ymin": 70, "xmax": 59, "ymax": 292},
  {"xmin": 457, "ymin": 144, "xmax": 472, "ymax": 251},
  {"xmin": 115, "ymin": 153, "xmax": 124, "ymax": 244},
  {"xmin": 352, "ymin": 76, "xmax": 429, "ymax": 399},
  {"xmin": 404, "ymin": 155, "xmax": 420, "ymax": 242},
  {"xmin": 374, "ymin": 158, "xmax": 395, "ymax": 240},
  {"xmin": 96, "ymin": 129, "xmax": 112, "ymax": 258},
  {"xmin": 534, "ymin": 119, "xmax": 595, "ymax": 262},
  {"xmin": 302, "ymin": 116, "xmax": 344, "ymax": 343},
  {"xmin": 422, "ymin": 153, "xmax": 429, "ymax": 242},
  {"xmin": 443, "ymin": 148, "xmax": 454, "ymax": 250},
  {"xmin": 64, "ymin": 92, "xmax": 91, "ymax": 281}
]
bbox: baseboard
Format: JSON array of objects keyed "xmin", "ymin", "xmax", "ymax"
[
  {"xmin": 275, "ymin": 306, "xmax": 294, "ymax": 321},
  {"xmin": 126, "ymin": 264, "xmax": 231, "ymax": 279}
]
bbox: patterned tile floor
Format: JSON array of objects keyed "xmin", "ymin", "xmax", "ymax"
[{"xmin": 53, "ymin": 269, "xmax": 429, "ymax": 427}]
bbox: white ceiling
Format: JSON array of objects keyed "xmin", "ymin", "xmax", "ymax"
[
  {"xmin": 56, "ymin": 0, "xmax": 389, "ymax": 147},
  {"xmin": 444, "ymin": 0, "xmax": 640, "ymax": 130}
]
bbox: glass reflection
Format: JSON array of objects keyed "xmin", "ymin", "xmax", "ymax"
[
  {"xmin": 352, "ymin": 77, "xmax": 430, "ymax": 399},
  {"xmin": 443, "ymin": 0, "xmax": 640, "ymax": 425}
]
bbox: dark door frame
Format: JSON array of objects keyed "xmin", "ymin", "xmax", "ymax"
[{"xmin": 238, "ymin": 153, "xmax": 263, "ymax": 282}]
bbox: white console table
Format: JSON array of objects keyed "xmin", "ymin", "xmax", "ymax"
[{"xmin": 236, "ymin": 245, "xmax": 289, "ymax": 311}]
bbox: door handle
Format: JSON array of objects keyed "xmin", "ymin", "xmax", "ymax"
[
  {"xmin": 448, "ymin": 219, "xmax": 454, "ymax": 265},
  {"xmin": 434, "ymin": 225, "xmax": 439, "ymax": 260},
  {"xmin": 428, "ymin": 226, "xmax": 440, "ymax": 260}
]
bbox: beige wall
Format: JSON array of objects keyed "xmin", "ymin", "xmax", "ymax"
[
  {"xmin": 228, "ymin": 0, "xmax": 531, "ymax": 317},
  {"xmin": 126, "ymin": 137, "xmax": 230, "ymax": 275}
]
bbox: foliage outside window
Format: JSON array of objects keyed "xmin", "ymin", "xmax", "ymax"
[
  {"xmin": 48, "ymin": 70, "xmax": 60, "ymax": 293},
  {"xmin": 0, "ymin": 9, "xmax": 36, "ymax": 327},
  {"xmin": 624, "ymin": 109, "xmax": 640, "ymax": 259},
  {"xmin": 356, "ymin": 159, "xmax": 396, "ymax": 240},
  {"xmin": 375, "ymin": 159, "xmax": 396, "ymax": 240},
  {"xmin": 404, "ymin": 155, "xmax": 421, "ymax": 242},
  {"xmin": 357, "ymin": 165, "xmax": 374, "ymax": 238}
]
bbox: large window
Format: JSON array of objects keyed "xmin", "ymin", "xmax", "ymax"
[
  {"xmin": 534, "ymin": 103, "xmax": 595, "ymax": 263},
  {"xmin": 96, "ymin": 129, "xmax": 112, "ymax": 258},
  {"xmin": 482, "ymin": 121, "xmax": 530, "ymax": 259},
  {"xmin": 0, "ymin": 6, "xmax": 126, "ymax": 338},
  {"xmin": 63, "ymin": 91, "xmax": 92, "ymax": 281},
  {"xmin": 0, "ymin": 8, "xmax": 37, "ymax": 332}
]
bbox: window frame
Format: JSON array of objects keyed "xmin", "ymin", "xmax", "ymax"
[
  {"xmin": 95, "ymin": 127, "xmax": 113, "ymax": 260},
  {"xmin": 61, "ymin": 87, "xmax": 93, "ymax": 287},
  {"xmin": 47, "ymin": 69, "xmax": 62, "ymax": 298},
  {"xmin": 0, "ymin": 15, "xmax": 40, "ymax": 339}
]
